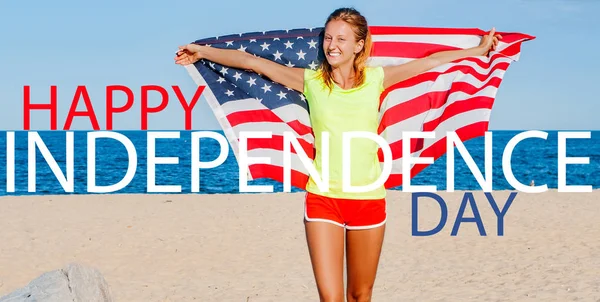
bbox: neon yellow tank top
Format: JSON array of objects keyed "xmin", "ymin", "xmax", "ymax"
[{"xmin": 303, "ymin": 66, "xmax": 386, "ymax": 200}]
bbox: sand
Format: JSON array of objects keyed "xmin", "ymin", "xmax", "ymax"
[{"xmin": 0, "ymin": 190, "xmax": 599, "ymax": 301}]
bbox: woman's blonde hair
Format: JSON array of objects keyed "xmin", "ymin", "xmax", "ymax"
[{"xmin": 318, "ymin": 7, "xmax": 372, "ymax": 91}]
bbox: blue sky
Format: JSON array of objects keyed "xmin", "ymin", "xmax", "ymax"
[{"xmin": 0, "ymin": 0, "xmax": 598, "ymax": 131}]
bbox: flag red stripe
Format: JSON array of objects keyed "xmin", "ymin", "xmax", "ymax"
[
  {"xmin": 497, "ymin": 42, "xmax": 522, "ymax": 57},
  {"xmin": 287, "ymin": 119, "xmax": 313, "ymax": 136},
  {"xmin": 227, "ymin": 109, "xmax": 282, "ymax": 127},
  {"xmin": 491, "ymin": 33, "xmax": 535, "ymax": 44}
]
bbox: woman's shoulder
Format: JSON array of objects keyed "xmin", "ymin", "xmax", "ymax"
[
  {"xmin": 304, "ymin": 67, "xmax": 321, "ymax": 80},
  {"xmin": 303, "ymin": 68, "xmax": 324, "ymax": 96},
  {"xmin": 303, "ymin": 68, "xmax": 325, "ymax": 89},
  {"xmin": 365, "ymin": 66, "xmax": 384, "ymax": 79},
  {"xmin": 363, "ymin": 66, "xmax": 385, "ymax": 93}
]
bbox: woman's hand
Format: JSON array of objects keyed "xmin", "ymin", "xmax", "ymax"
[
  {"xmin": 477, "ymin": 28, "xmax": 502, "ymax": 56},
  {"xmin": 174, "ymin": 44, "xmax": 203, "ymax": 65}
]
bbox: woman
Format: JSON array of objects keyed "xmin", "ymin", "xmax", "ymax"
[{"xmin": 175, "ymin": 7, "xmax": 500, "ymax": 302}]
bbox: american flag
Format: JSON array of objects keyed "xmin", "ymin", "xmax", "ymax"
[{"xmin": 183, "ymin": 26, "xmax": 534, "ymax": 190}]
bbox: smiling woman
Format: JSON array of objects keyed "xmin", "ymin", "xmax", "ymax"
[
  {"xmin": 175, "ymin": 6, "xmax": 500, "ymax": 302},
  {"xmin": 319, "ymin": 16, "xmax": 371, "ymax": 91}
]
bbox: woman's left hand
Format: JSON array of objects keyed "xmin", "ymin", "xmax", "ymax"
[{"xmin": 478, "ymin": 28, "xmax": 502, "ymax": 56}]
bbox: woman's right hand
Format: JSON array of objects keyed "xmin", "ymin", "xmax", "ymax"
[
  {"xmin": 173, "ymin": 42, "xmax": 305, "ymax": 92},
  {"xmin": 174, "ymin": 44, "xmax": 203, "ymax": 65}
]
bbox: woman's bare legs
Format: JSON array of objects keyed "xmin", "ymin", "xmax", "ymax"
[
  {"xmin": 305, "ymin": 221, "xmax": 345, "ymax": 302},
  {"xmin": 346, "ymin": 225, "xmax": 386, "ymax": 302}
]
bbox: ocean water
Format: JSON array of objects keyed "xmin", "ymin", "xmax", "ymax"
[{"xmin": 0, "ymin": 130, "xmax": 598, "ymax": 196}]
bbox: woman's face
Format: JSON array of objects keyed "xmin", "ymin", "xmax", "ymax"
[{"xmin": 323, "ymin": 20, "xmax": 364, "ymax": 68}]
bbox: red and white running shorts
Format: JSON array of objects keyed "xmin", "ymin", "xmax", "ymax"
[{"xmin": 304, "ymin": 192, "xmax": 387, "ymax": 230}]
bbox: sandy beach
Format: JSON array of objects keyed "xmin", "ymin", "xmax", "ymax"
[{"xmin": 0, "ymin": 190, "xmax": 598, "ymax": 301}]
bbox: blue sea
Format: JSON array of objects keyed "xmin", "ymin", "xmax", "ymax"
[{"xmin": 0, "ymin": 130, "xmax": 598, "ymax": 196}]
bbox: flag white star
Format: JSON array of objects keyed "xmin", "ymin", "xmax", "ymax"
[
  {"xmin": 286, "ymin": 87, "xmax": 293, "ymax": 91},
  {"xmin": 297, "ymin": 36, "xmax": 304, "ymax": 40},
  {"xmin": 261, "ymin": 84, "xmax": 272, "ymax": 93},
  {"xmin": 225, "ymin": 41, "xmax": 234, "ymax": 47},
  {"xmin": 273, "ymin": 50, "xmax": 283, "ymax": 61},
  {"xmin": 260, "ymin": 42, "xmax": 270, "ymax": 51},
  {"xmin": 273, "ymin": 37, "xmax": 280, "ymax": 41},
  {"xmin": 307, "ymin": 39, "xmax": 317, "ymax": 49},
  {"xmin": 217, "ymin": 77, "xmax": 226, "ymax": 83},
  {"xmin": 296, "ymin": 50, "xmax": 306, "ymax": 60},
  {"xmin": 206, "ymin": 44, "xmax": 212, "ymax": 47},
  {"xmin": 284, "ymin": 40, "xmax": 294, "ymax": 49},
  {"xmin": 220, "ymin": 67, "xmax": 229, "ymax": 75},
  {"xmin": 257, "ymin": 98, "xmax": 263, "ymax": 102},
  {"xmin": 225, "ymin": 90, "xmax": 234, "ymax": 96},
  {"xmin": 209, "ymin": 62, "xmax": 216, "ymax": 69},
  {"xmin": 308, "ymin": 61, "xmax": 318, "ymax": 70},
  {"xmin": 277, "ymin": 91, "xmax": 287, "ymax": 99},
  {"xmin": 249, "ymin": 39, "xmax": 257, "ymax": 43},
  {"xmin": 300, "ymin": 94, "xmax": 306, "ymax": 101},
  {"xmin": 247, "ymin": 77, "xmax": 256, "ymax": 87},
  {"xmin": 285, "ymin": 61, "xmax": 295, "ymax": 67},
  {"xmin": 233, "ymin": 72, "xmax": 242, "ymax": 81},
  {"xmin": 238, "ymin": 45, "xmax": 247, "ymax": 52}
]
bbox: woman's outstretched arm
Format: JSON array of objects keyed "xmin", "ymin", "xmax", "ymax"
[
  {"xmin": 175, "ymin": 44, "xmax": 305, "ymax": 93},
  {"xmin": 382, "ymin": 28, "xmax": 502, "ymax": 89}
]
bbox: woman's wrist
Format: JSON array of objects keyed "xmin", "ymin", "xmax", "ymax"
[
  {"xmin": 472, "ymin": 45, "xmax": 488, "ymax": 56},
  {"xmin": 195, "ymin": 45, "xmax": 206, "ymax": 61}
]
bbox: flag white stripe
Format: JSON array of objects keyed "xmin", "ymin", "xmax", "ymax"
[
  {"xmin": 220, "ymin": 98, "xmax": 264, "ymax": 114},
  {"xmin": 273, "ymin": 105, "xmax": 311, "ymax": 126}
]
